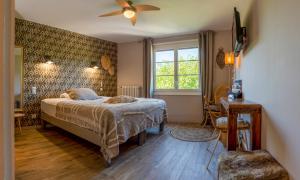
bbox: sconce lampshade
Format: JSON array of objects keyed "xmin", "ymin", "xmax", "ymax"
[
  {"xmin": 225, "ymin": 52, "xmax": 235, "ymax": 65},
  {"xmin": 42, "ymin": 55, "xmax": 53, "ymax": 64},
  {"xmin": 90, "ymin": 61, "xmax": 99, "ymax": 69}
]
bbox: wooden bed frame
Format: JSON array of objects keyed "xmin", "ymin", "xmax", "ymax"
[{"xmin": 41, "ymin": 112, "xmax": 165, "ymax": 164}]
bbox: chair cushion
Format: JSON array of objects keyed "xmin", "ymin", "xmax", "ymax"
[
  {"xmin": 216, "ymin": 117, "xmax": 250, "ymax": 130},
  {"xmin": 218, "ymin": 150, "xmax": 289, "ymax": 180}
]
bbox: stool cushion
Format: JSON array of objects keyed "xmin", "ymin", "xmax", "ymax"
[
  {"xmin": 216, "ymin": 117, "xmax": 250, "ymax": 130},
  {"xmin": 14, "ymin": 113, "xmax": 25, "ymax": 118},
  {"xmin": 218, "ymin": 150, "xmax": 289, "ymax": 180}
]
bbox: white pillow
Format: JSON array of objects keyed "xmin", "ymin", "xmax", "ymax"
[
  {"xmin": 66, "ymin": 88, "xmax": 99, "ymax": 100},
  {"xmin": 60, "ymin": 93, "xmax": 70, "ymax": 99}
]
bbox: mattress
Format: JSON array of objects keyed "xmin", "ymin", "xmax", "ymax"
[
  {"xmin": 41, "ymin": 97, "xmax": 167, "ymax": 162},
  {"xmin": 41, "ymin": 98, "xmax": 71, "ymax": 117}
]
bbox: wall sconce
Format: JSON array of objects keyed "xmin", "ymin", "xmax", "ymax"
[
  {"xmin": 42, "ymin": 55, "xmax": 53, "ymax": 64},
  {"xmin": 225, "ymin": 52, "xmax": 235, "ymax": 87},
  {"xmin": 90, "ymin": 61, "xmax": 99, "ymax": 69},
  {"xmin": 225, "ymin": 52, "xmax": 235, "ymax": 65}
]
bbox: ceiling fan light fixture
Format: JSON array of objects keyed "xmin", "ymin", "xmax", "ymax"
[
  {"xmin": 123, "ymin": 9, "xmax": 135, "ymax": 18},
  {"xmin": 98, "ymin": 0, "xmax": 160, "ymax": 26}
]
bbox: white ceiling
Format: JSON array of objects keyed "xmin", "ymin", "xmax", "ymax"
[{"xmin": 15, "ymin": 0, "xmax": 253, "ymax": 43}]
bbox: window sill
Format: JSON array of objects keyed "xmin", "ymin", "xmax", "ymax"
[{"xmin": 154, "ymin": 90, "xmax": 202, "ymax": 96}]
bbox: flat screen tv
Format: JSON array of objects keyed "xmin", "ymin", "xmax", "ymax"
[{"xmin": 232, "ymin": 7, "xmax": 245, "ymax": 56}]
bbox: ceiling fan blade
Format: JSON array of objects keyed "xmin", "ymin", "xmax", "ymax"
[
  {"xmin": 116, "ymin": 0, "xmax": 130, "ymax": 8},
  {"xmin": 134, "ymin": 5, "xmax": 160, "ymax": 12},
  {"xmin": 130, "ymin": 16, "xmax": 137, "ymax": 26},
  {"xmin": 99, "ymin": 10, "xmax": 123, "ymax": 17}
]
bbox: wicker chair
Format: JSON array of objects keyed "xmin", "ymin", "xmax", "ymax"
[
  {"xmin": 202, "ymin": 95, "xmax": 220, "ymax": 127},
  {"xmin": 202, "ymin": 85, "xmax": 229, "ymax": 127},
  {"xmin": 206, "ymin": 106, "xmax": 250, "ymax": 169},
  {"xmin": 214, "ymin": 85, "xmax": 230, "ymax": 104}
]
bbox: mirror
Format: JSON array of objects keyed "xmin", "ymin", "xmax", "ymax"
[{"xmin": 14, "ymin": 46, "xmax": 24, "ymax": 110}]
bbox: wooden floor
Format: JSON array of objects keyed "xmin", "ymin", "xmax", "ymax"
[{"xmin": 15, "ymin": 124, "xmax": 224, "ymax": 180}]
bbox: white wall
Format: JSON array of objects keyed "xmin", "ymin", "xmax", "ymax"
[
  {"xmin": 117, "ymin": 31, "xmax": 232, "ymax": 123},
  {"xmin": 213, "ymin": 30, "xmax": 232, "ymax": 89},
  {"xmin": 117, "ymin": 41, "xmax": 144, "ymax": 96},
  {"xmin": 154, "ymin": 95, "xmax": 202, "ymax": 123},
  {"xmin": 238, "ymin": 0, "xmax": 300, "ymax": 179}
]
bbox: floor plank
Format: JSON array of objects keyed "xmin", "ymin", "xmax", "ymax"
[{"xmin": 15, "ymin": 124, "xmax": 224, "ymax": 180}]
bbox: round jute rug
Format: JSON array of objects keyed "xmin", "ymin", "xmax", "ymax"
[{"xmin": 170, "ymin": 127, "xmax": 218, "ymax": 142}]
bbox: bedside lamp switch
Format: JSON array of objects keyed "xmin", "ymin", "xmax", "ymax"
[{"xmin": 32, "ymin": 87, "xmax": 37, "ymax": 95}]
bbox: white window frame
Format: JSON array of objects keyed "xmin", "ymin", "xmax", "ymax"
[{"xmin": 153, "ymin": 39, "xmax": 201, "ymax": 96}]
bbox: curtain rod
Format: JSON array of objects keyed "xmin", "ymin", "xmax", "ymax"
[{"xmin": 153, "ymin": 39, "xmax": 198, "ymax": 46}]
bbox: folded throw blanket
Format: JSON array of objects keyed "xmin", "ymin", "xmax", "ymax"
[{"xmin": 104, "ymin": 95, "xmax": 137, "ymax": 104}]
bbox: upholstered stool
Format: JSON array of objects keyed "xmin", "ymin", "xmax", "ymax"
[
  {"xmin": 218, "ymin": 150, "xmax": 289, "ymax": 180},
  {"xmin": 14, "ymin": 113, "xmax": 25, "ymax": 134}
]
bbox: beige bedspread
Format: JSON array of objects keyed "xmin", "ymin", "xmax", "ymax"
[{"xmin": 55, "ymin": 97, "xmax": 167, "ymax": 163}]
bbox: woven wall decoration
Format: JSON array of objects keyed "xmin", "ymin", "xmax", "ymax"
[
  {"xmin": 100, "ymin": 55, "xmax": 111, "ymax": 70},
  {"xmin": 101, "ymin": 55, "xmax": 115, "ymax": 76},
  {"xmin": 15, "ymin": 18, "xmax": 118, "ymax": 126},
  {"xmin": 216, "ymin": 48, "xmax": 225, "ymax": 69},
  {"xmin": 108, "ymin": 66, "xmax": 115, "ymax": 76}
]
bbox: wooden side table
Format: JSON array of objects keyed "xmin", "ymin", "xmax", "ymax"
[
  {"xmin": 14, "ymin": 113, "xmax": 25, "ymax": 134},
  {"xmin": 220, "ymin": 97, "xmax": 262, "ymax": 151}
]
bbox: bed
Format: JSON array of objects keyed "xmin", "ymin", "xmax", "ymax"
[{"xmin": 40, "ymin": 96, "xmax": 167, "ymax": 165}]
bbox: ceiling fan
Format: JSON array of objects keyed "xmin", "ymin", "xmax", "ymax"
[{"xmin": 98, "ymin": 0, "xmax": 160, "ymax": 26}]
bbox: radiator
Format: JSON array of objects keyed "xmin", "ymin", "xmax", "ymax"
[{"xmin": 119, "ymin": 85, "xmax": 141, "ymax": 97}]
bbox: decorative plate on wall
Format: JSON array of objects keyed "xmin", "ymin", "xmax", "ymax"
[
  {"xmin": 100, "ymin": 55, "xmax": 111, "ymax": 70},
  {"xmin": 108, "ymin": 66, "xmax": 115, "ymax": 76},
  {"xmin": 216, "ymin": 48, "xmax": 225, "ymax": 69}
]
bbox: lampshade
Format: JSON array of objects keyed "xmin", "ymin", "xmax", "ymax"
[
  {"xmin": 123, "ymin": 9, "xmax": 136, "ymax": 19},
  {"xmin": 90, "ymin": 61, "xmax": 99, "ymax": 69},
  {"xmin": 42, "ymin": 55, "xmax": 53, "ymax": 64},
  {"xmin": 225, "ymin": 52, "xmax": 235, "ymax": 65}
]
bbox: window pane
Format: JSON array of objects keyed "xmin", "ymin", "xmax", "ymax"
[
  {"xmin": 156, "ymin": 62, "xmax": 174, "ymax": 75},
  {"xmin": 178, "ymin": 61, "xmax": 199, "ymax": 75},
  {"xmin": 156, "ymin": 76, "xmax": 174, "ymax": 89},
  {"xmin": 155, "ymin": 50, "xmax": 174, "ymax": 62},
  {"xmin": 178, "ymin": 48, "xmax": 198, "ymax": 61},
  {"xmin": 178, "ymin": 75, "xmax": 199, "ymax": 89}
]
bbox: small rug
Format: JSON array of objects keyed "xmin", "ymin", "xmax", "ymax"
[{"xmin": 170, "ymin": 127, "xmax": 218, "ymax": 142}]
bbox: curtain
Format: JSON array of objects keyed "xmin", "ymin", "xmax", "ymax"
[
  {"xmin": 199, "ymin": 31, "xmax": 214, "ymax": 101},
  {"xmin": 199, "ymin": 31, "xmax": 214, "ymax": 120},
  {"xmin": 143, "ymin": 38, "xmax": 154, "ymax": 98}
]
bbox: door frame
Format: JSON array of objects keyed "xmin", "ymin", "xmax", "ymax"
[{"xmin": 0, "ymin": 0, "xmax": 15, "ymax": 179}]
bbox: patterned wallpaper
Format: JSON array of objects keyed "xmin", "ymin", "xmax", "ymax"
[{"xmin": 15, "ymin": 18, "xmax": 117, "ymax": 126}]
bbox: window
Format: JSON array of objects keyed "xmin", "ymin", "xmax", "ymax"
[{"xmin": 153, "ymin": 40, "xmax": 200, "ymax": 95}]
